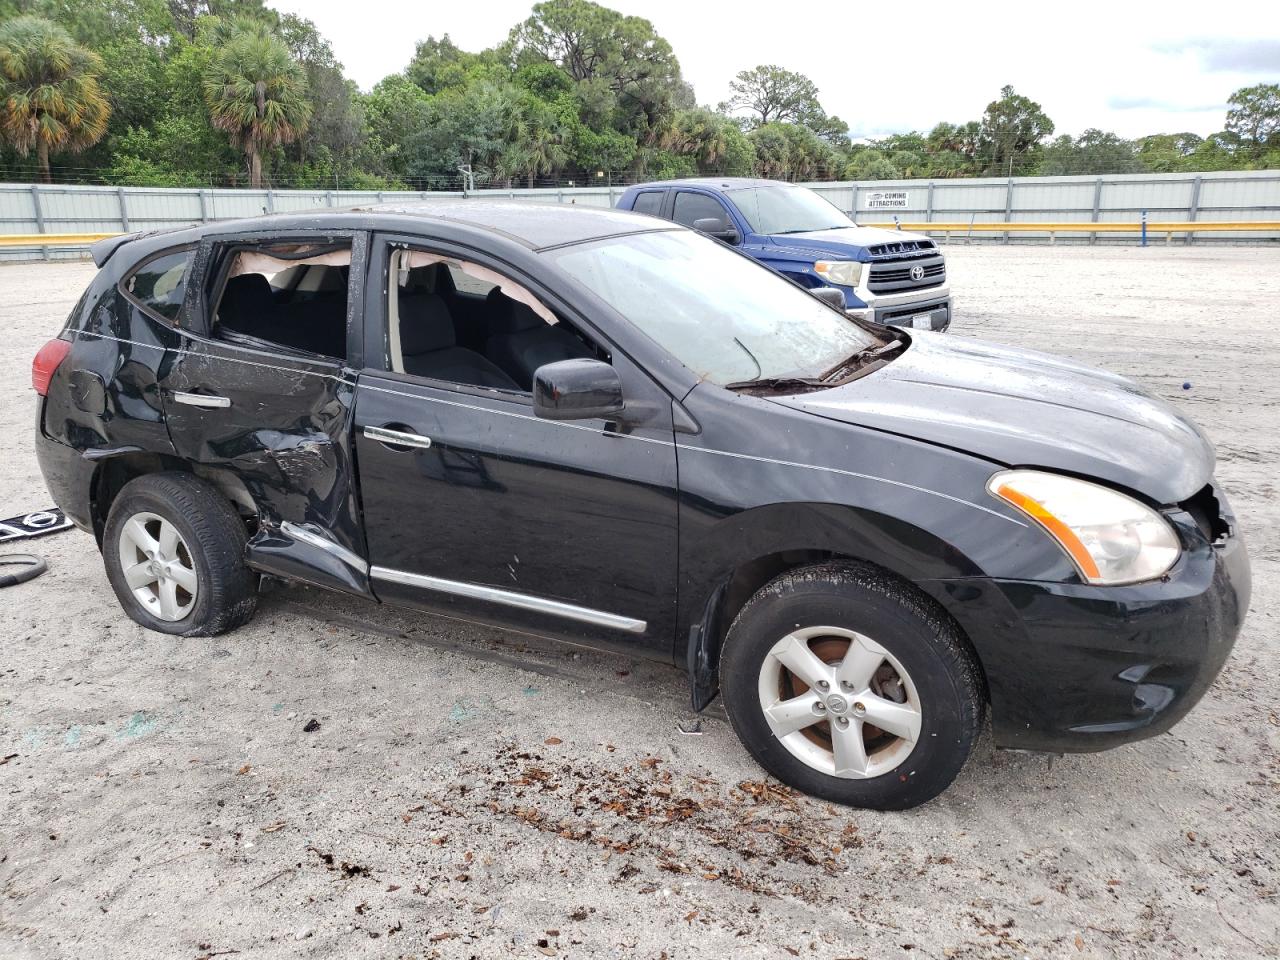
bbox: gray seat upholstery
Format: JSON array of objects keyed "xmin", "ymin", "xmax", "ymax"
[
  {"xmin": 219, "ymin": 274, "xmax": 275, "ymax": 327},
  {"xmin": 218, "ymin": 272, "xmax": 347, "ymax": 360},
  {"xmin": 400, "ymin": 292, "xmax": 518, "ymax": 390},
  {"xmin": 483, "ymin": 289, "xmax": 592, "ymax": 390}
]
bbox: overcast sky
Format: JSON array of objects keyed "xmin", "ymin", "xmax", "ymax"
[{"xmin": 268, "ymin": 0, "xmax": 1280, "ymax": 140}]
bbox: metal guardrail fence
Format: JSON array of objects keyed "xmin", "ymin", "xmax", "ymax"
[{"xmin": 2, "ymin": 169, "xmax": 1278, "ymax": 261}]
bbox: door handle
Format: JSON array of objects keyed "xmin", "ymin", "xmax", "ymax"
[
  {"xmin": 363, "ymin": 425, "xmax": 433, "ymax": 450},
  {"xmin": 172, "ymin": 390, "xmax": 231, "ymax": 409}
]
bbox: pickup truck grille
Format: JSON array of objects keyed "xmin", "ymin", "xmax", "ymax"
[
  {"xmin": 866, "ymin": 239, "xmax": 936, "ymax": 258},
  {"xmin": 867, "ymin": 254, "xmax": 946, "ymax": 294}
]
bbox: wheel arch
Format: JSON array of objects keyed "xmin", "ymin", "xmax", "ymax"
[
  {"xmin": 680, "ymin": 501, "xmax": 990, "ymax": 712},
  {"xmin": 89, "ymin": 452, "xmax": 257, "ymax": 546}
]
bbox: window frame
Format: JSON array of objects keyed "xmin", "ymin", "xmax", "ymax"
[
  {"xmin": 189, "ymin": 228, "xmax": 367, "ymax": 369},
  {"xmin": 630, "ymin": 190, "xmax": 667, "ymax": 218},
  {"xmin": 117, "ymin": 244, "xmax": 197, "ymax": 325},
  {"xmin": 367, "ymin": 234, "xmax": 613, "ymax": 405},
  {"xmin": 672, "ymin": 190, "xmax": 734, "ymax": 230}
]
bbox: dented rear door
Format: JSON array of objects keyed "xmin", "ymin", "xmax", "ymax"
[{"xmin": 157, "ymin": 229, "xmax": 371, "ymax": 596}]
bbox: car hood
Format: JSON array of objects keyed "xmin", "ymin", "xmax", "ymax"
[
  {"xmin": 771, "ymin": 332, "xmax": 1214, "ymax": 504},
  {"xmin": 766, "ymin": 225, "xmax": 929, "ymax": 260}
]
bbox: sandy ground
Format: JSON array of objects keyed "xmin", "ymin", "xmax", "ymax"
[{"xmin": 1, "ymin": 245, "xmax": 1277, "ymax": 960}]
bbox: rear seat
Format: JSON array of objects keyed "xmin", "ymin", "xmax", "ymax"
[{"xmin": 218, "ymin": 274, "xmax": 347, "ymax": 360}]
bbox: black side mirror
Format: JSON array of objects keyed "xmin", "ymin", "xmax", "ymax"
[
  {"xmin": 533, "ymin": 358, "xmax": 625, "ymax": 421},
  {"xmin": 692, "ymin": 217, "xmax": 741, "ymax": 244},
  {"xmin": 810, "ymin": 287, "xmax": 847, "ymax": 311}
]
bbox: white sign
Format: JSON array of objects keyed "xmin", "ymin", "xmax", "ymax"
[{"xmin": 863, "ymin": 190, "xmax": 910, "ymax": 210}]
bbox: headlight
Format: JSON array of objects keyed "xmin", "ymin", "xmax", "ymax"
[
  {"xmin": 988, "ymin": 469, "xmax": 1180, "ymax": 585},
  {"xmin": 814, "ymin": 260, "xmax": 863, "ymax": 287}
]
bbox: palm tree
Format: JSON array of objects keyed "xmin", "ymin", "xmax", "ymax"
[
  {"xmin": 203, "ymin": 23, "xmax": 311, "ymax": 188},
  {"xmin": 0, "ymin": 16, "xmax": 110, "ymax": 184},
  {"xmin": 518, "ymin": 114, "xmax": 568, "ymax": 187}
]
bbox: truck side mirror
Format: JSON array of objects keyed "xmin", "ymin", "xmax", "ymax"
[
  {"xmin": 692, "ymin": 217, "xmax": 741, "ymax": 245},
  {"xmin": 533, "ymin": 358, "xmax": 625, "ymax": 421}
]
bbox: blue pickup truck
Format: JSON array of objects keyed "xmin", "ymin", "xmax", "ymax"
[{"xmin": 616, "ymin": 178, "xmax": 951, "ymax": 332}]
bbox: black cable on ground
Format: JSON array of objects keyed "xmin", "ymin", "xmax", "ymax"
[{"xmin": 0, "ymin": 554, "xmax": 47, "ymax": 587}]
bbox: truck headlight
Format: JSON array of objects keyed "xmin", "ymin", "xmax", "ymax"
[
  {"xmin": 814, "ymin": 260, "xmax": 863, "ymax": 287},
  {"xmin": 988, "ymin": 469, "xmax": 1180, "ymax": 585}
]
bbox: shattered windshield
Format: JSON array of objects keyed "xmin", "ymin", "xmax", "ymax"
[
  {"xmin": 547, "ymin": 229, "xmax": 880, "ymax": 386},
  {"xmin": 728, "ymin": 185, "xmax": 854, "ymax": 235}
]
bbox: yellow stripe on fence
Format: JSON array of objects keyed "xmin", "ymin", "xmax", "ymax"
[{"xmin": 0, "ymin": 233, "xmax": 120, "ymax": 247}]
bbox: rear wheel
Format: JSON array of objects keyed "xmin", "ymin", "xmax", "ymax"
[
  {"xmin": 720, "ymin": 561, "xmax": 983, "ymax": 810},
  {"xmin": 103, "ymin": 473, "xmax": 257, "ymax": 636}
]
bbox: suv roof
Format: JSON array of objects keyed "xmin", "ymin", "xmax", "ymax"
[
  {"xmin": 92, "ymin": 199, "xmax": 668, "ymax": 266},
  {"xmin": 627, "ymin": 177, "xmax": 785, "ymax": 191}
]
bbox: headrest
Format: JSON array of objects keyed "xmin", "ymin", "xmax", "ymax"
[
  {"xmin": 220, "ymin": 273, "xmax": 273, "ymax": 319},
  {"xmin": 399, "ymin": 293, "xmax": 456, "ymax": 354},
  {"xmin": 403, "ymin": 262, "xmax": 456, "ymax": 296},
  {"xmin": 485, "ymin": 287, "xmax": 544, "ymax": 334}
]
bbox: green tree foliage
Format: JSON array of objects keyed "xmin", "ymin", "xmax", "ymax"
[
  {"xmin": 978, "ymin": 85, "xmax": 1054, "ymax": 176},
  {"xmin": 1225, "ymin": 83, "xmax": 1280, "ymax": 159},
  {"xmin": 0, "ymin": 1, "xmax": 1274, "ymax": 189},
  {"xmin": 1038, "ymin": 129, "xmax": 1143, "ymax": 176},
  {"xmin": 719, "ymin": 64, "xmax": 848, "ymax": 147},
  {"xmin": 0, "ymin": 15, "xmax": 110, "ymax": 182},
  {"xmin": 202, "ymin": 20, "xmax": 311, "ymax": 187},
  {"xmin": 509, "ymin": 0, "xmax": 681, "ymax": 144}
]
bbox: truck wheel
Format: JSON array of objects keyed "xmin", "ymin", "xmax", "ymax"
[
  {"xmin": 102, "ymin": 472, "xmax": 257, "ymax": 636},
  {"xmin": 719, "ymin": 561, "xmax": 984, "ymax": 810}
]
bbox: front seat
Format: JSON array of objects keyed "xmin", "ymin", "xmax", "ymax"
[
  {"xmin": 399, "ymin": 292, "xmax": 519, "ymax": 390},
  {"xmin": 483, "ymin": 289, "xmax": 593, "ymax": 390}
]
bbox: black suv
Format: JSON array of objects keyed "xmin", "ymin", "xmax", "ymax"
[{"xmin": 32, "ymin": 202, "xmax": 1249, "ymax": 810}]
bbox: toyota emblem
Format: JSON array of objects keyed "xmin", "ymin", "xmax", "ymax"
[{"xmin": 910, "ymin": 265, "xmax": 925, "ymax": 281}]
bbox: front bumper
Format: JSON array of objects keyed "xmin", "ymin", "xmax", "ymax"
[
  {"xmin": 846, "ymin": 292, "xmax": 952, "ymax": 332},
  {"xmin": 919, "ymin": 496, "xmax": 1251, "ymax": 753}
]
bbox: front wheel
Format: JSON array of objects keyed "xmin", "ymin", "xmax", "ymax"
[{"xmin": 719, "ymin": 561, "xmax": 984, "ymax": 810}]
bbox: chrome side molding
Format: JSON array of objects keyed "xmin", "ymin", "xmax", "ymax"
[
  {"xmin": 369, "ymin": 565, "xmax": 647, "ymax": 634},
  {"xmin": 280, "ymin": 520, "xmax": 369, "ymax": 572}
]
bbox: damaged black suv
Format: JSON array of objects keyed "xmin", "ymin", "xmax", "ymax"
[{"xmin": 33, "ymin": 202, "xmax": 1249, "ymax": 810}]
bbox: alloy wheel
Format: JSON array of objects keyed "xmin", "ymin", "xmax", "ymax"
[
  {"xmin": 116, "ymin": 511, "xmax": 198, "ymax": 622},
  {"xmin": 757, "ymin": 625, "xmax": 922, "ymax": 779}
]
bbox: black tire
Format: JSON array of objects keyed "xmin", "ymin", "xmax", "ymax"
[
  {"xmin": 719, "ymin": 561, "xmax": 984, "ymax": 811},
  {"xmin": 103, "ymin": 472, "xmax": 258, "ymax": 636}
]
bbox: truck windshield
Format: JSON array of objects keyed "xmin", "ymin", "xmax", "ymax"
[
  {"xmin": 728, "ymin": 185, "xmax": 854, "ymax": 235},
  {"xmin": 547, "ymin": 229, "xmax": 882, "ymax": 387}
]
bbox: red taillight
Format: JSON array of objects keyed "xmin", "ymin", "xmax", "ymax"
[{"xmin": 32, "ymin": 338, "xmax": 71, "ymax": 397}]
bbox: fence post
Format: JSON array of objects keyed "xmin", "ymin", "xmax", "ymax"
[
  {"xmin": 1090, "ymin": 176, "xmax": 1103, "ymax": 246},
  {"xmin": 117, "ymin": 187, "xmax": 130, "ymax": 233},
  {"xmin": 198, "ymin": 189, "xmax": 210, "ymax": 222},
  {"xmin": 851, "ymin": 183, "xmax": 859, "ymax": 218},
  {"xmin": 266, "ymin": 188, "xmax": 275, "ymax": 213},
  {"xmin": 926, "ymin": 181, "xmax": 935, "ymax": 225},
  {"xmin": 30, "ymin": 184, "xmax": 48, "ymax": 261},
  {"xmin": 1003, "ymin": 178, "xmax": 1014, "ymax": 244},
  {"xmin": 325, "ymin": 190, "xmax": 334, "ymax": 207},
  {"xmin": 608, "ymin": 186, "xmax": 616, "ymax": 207},
  {"xmin": 1187, "ymin": 175, "xmax": 1202, "ymax": 245}
]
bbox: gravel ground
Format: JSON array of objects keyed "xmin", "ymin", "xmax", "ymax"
[{"xmin": 1, "ymin": 245, "xmax": 1277, "ymax": 960}]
